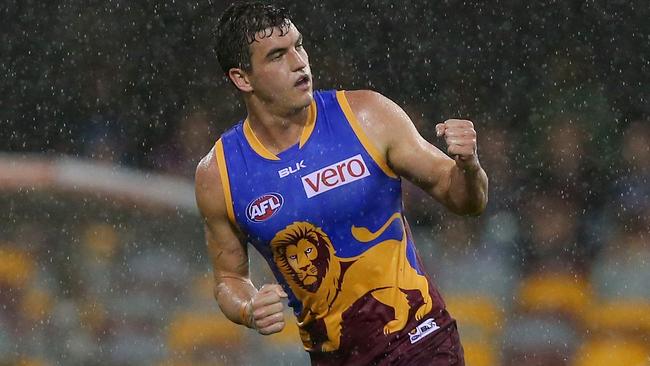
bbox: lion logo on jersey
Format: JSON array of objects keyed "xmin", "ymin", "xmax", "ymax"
[
  {"xmin": 270, "ymin": 213, "xmax": 433, "ymax": 352},
  {"xmin": 271, "ymin": 223, "xmax": 339, "ymax": 295}
]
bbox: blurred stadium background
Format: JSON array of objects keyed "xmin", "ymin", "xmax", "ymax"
[{"xmin": 1, "ymin": 1, "xmax": 649, "ymax": 365}]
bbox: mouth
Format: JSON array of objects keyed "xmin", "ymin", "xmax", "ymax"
[
  {"xmin": 295, "ymin": 74, "xmax": 311, "ymax": 89},
  {"xmin": 302, "ymin": 274, "xmax": 317, "ymax": 285}
]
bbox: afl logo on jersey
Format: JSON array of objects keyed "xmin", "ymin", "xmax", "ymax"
[{"xmin": 246, "ymin": 193, "xmax": 284, "ymax": 222}]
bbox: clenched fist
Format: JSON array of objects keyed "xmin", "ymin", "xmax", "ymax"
[
  {"xmin": 436, "ymin": 119, "xmax": 480, "ymax": 172},
  {"xmin": 242, "ymin": 283, "xmax": 288, "ymax": 335}
]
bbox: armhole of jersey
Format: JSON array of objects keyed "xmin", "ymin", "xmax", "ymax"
[
  {"xmin": 335, "ymin": 90, "xmax": 398, "ymax": 179},
  {"xmin": 214, "ymin": 139, "xmax": 237, "ymax": 226}
]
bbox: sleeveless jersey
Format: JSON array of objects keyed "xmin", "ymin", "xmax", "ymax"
[{"xmin": 216, "ymin": 90, "xmax": 454, "ymax": 363}]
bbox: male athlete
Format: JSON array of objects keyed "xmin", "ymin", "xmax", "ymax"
[{"xmin": 195, "ymin": 2, "xmax": 488, "ymax": 365}]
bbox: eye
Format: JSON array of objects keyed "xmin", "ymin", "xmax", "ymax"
[
  {"xmin": 289, "ymin": 254, "xmax": 297, "ymax": 260},
  {"xmin": 304, "ymin": 247, "xmax": 312, "ymax": 254}
]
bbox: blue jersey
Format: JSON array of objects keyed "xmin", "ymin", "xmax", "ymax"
[{"xmin": 216, "ymin": 90, "xmax": 453, "ymax": 361}]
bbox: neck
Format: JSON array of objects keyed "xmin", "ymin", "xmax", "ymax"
[{"xmin": 244, "ymin": 97, "xmax": 311, "ymax": 154}]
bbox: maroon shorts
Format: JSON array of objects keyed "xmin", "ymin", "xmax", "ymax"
[
  {"xmin": 310, "ymin": 321, "xmax": 465, "ymax": 366},
  {"xmin": 394, "ymin": 322, "xmax": 465, "ymax": 366}
]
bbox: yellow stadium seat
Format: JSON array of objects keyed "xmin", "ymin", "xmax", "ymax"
[
  {"xmin": 517, "ymin": 273, "xmax": 593, "ymax": 319},
  {"xmin": 0, "ymin": 246, "xmax": 34, "ymax": 288},
  {"xmin": 78, "ymin": 298, "xmax": 108, "ymax": 331},
  {"xmin": 17, "ymin": 358, "xmax": 49, "ymax": 366},
  {"xmin": 82, "ymin": 223, "xmax": 120, "ymax": 260},
  {"xmin": 462, "ymin": 339, "xmax": 499, "ymax": 366},
  {"xmin": 572, "ymin": 337, "xmax": 649, "ymax": 366},
  {"xmin": 167, "ymin": 312, "xmax": 245, "ymax": 352},
  {"xmin": 21, "ymin": 288, "xmax": 53, "ymax": 322},
  {"xmin": 445, "ymin": 294, "xmax": 504, "ymax": 336},
  {"xmin": 584, "ymin": 299, "xmax": 650, "ymax": 335}
]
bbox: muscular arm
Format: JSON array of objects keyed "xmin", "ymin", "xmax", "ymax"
[
  {"xmin": 195, "ymin": 148, "xmax": 256, "ymax": 326},
  {"xmin": 345, "ymin": 90, "xmax": 488, "ymax": 215},
  {"xmin": 195, "ymin": 146, "xmax": 288, "ymax": 334}
]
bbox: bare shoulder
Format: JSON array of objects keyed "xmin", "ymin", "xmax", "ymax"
[
  {"xmin": 343, "ymin": 89, "xmax": 419, "ymax": 155},
  {"xmin": 194, "ymin": 145, "xmax": 226, "ymax": 220},
  {"xmin": 343, "ymin": 89, "xmax": 384, "ymax": 108},
  {"xmin": 343, "ymin": 89, "xmax": 407, "ymax": 123},
  {"xmin": 195, "ymin": 145, "xmax": 219, "ymax": 185},
  {"xmin": 195, "ymin": 145, "xmax": 220, "ymax": 195}
]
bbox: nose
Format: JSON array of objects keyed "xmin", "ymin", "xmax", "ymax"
[
  {"xmin": 288, "ymin": 48, "xmax": 307, "ymax": 72},
  {"xmin": 297, "ymin": 256, "xmax": 311, "ymax": 271}
]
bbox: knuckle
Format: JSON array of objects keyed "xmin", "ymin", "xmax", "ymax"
[
  {"xmin": 256, "ymin": 317, "xmax": 273, "ymax": 329},
  {"xmin": 271, "ymin": 303, "xmax": 284, "ymax": 313},
  {"xmin": 264, "ymin": 315, "xmax": 282, "ymax": 327},
  {"xmin": 259, "ymin": 321, "xmax": 284, "ymax": 335},
  {"xmin": 255, "ymin": 319, "xmax": 267, "ymax": 329},
  {"xmin": 252, "ymin": 298, "xmax": 263, "ymax": 308},
  {"xmin": 258, "ymin": 314, "xmax": 284, "ymax": 328},
  {"xmin": 274, "ymin": 322, "xmax": 285, "ymax": 332},
  {"xmin": 254, "ymin": 306, "xmax": 271, "ymax": 318},
  {"xmin": 266, "ymin": 294, "xmax": 279, "ymax": 303}
]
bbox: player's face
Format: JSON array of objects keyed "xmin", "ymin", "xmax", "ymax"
[{"xmin": 246, "ymin": 22, "xmax": 312, "ymax": 110}]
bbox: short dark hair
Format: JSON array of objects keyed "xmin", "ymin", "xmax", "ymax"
[{"xmin": 215, "ymin": 1, "xmax": 292, "ymax": 74}]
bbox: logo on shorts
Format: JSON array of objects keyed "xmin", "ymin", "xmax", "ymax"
[
  {"xmin": 246, "ymin": 193, "xmax": 284, "ymax": 222},
  {"xmin": 301, "ymin": 154, "xmax": 370, "ymax": 198},
  {"xmin": 409, "ymin": 318, "xmax": 440, "ymax": 344}
]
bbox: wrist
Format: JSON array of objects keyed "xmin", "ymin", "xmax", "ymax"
[
  {"xmin": 240, "ymin": 300, "xmax": 255, "ymax": 329},
  {"xmin": 455, "ymin": 156, "xmax": 481, "ymax": 174}
]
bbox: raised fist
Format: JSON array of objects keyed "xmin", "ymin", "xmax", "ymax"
[{"xmin": 436, "ymin": 119, "xmax": 480, "ymax": 172}]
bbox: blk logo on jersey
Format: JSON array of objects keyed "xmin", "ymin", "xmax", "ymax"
[
  {"xmin": 278, "ymin": 160, "xmax": 306, "ymax": 178},
  {"xmin": 301, "ymin": 154, "xmax": 370, "ymax": 198},
  {"xmin": 246, "ymin": 193, "xmax": 284, "ymax": 222}
]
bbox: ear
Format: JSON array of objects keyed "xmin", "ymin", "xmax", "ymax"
[{"xmin": 228, "ymin": 68, "xmax": 253, "ymax": 93}]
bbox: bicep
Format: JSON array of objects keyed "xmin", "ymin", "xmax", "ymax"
[
  {"xmin": 195, "ymin": 152, "xmax": 250, "ymax": 281},
  {"xmin": 387, "ymin": 121, "xmax": 456, "ymax": 202},
  {"xmin": 348, "ymin": 90, "xmax": 456, "ymax": 203}
]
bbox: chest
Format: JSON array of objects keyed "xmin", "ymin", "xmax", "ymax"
[{"xmin": 232, "ymin": 142, "xmax": 399, "ymax": 242}]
